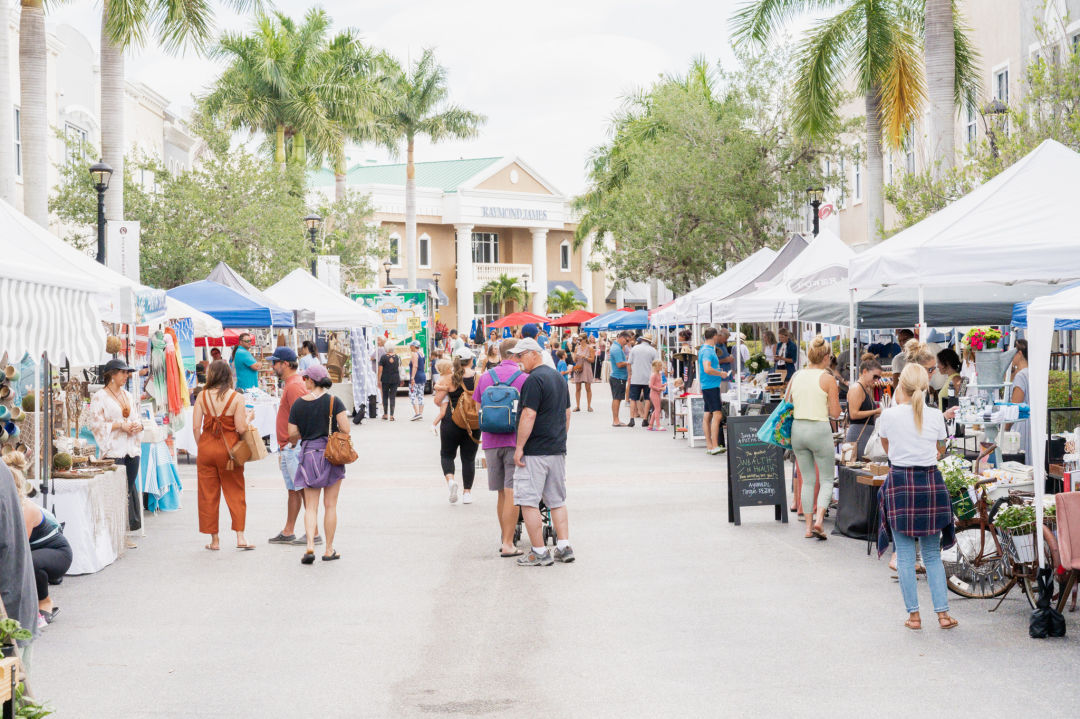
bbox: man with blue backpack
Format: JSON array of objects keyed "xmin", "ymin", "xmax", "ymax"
[{"xmin": 472, "ymin": 338, "xmax": 531, "ymax": 557}]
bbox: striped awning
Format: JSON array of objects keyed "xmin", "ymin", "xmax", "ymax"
[{"xmin": 0, "ymin": 277, "xmax": 106, "ymax": 366}]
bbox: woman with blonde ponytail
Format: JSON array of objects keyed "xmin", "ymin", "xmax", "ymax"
[
  {"xmin": 876, "ymin": 363, "xmax": 958, "ymax": 631},
  {"xmin": 789, "ymin": 335, "xmax": 841, "ymax": 540}
]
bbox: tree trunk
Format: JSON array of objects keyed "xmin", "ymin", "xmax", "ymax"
[
  {"xmin": 334, "ymin": 142, "xmax": 347, "ymax": 203},
  {"xmin": 925, "ymin": 0, "xmax": 956, "ymax": 176},
  {"xmin": 19, "ymin": 0, "xmax": 46, "ymax": 226},
  {"xmin": 275, "ymin": 124, "xmax": 286, "ymax": 170},
  {"xmin": 865, "ymin": 89, "xmax": 885, "ymax": 244},
  {"xmin": 405, "ymin": 135, "xmax": 417, "ymax": 290},
  {"xmin": 0, "ymin": 0, "xmax": 14, "ymax": 205},
  {"xmin": 100, "ymin": 2, "xmax": 125, "ymax": 224},
  {"xmin": 292, "ymin": 131, "xmax": 306, "ymax": 165}
]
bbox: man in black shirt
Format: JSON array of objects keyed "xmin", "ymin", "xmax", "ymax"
[{"xmin": 510, "ymin": 338, "xmax": 574, "ymax": 566}]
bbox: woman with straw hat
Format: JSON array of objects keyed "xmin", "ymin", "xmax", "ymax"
[{"xmin": 88, "ymin": 358, "xmax": 143, "ymax": 548}]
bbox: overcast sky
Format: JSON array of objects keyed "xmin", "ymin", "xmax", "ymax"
[{"xmin": 45, "ymin": 0, "xmax": 816, "ymax": 195}]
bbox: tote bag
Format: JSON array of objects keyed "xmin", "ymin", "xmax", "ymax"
[{"xmin": 757, "ymin": 399, "xmax": 794, "ymax": 449}]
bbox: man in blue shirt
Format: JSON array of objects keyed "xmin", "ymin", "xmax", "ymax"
[
  {"xmin": 698, "ymin": 327, "xmax": 732, "ymax": 455},
  {"xmin": 608, "ymin": 330, "xmax": 631, "ymax": 427},
  {"xmin": 231, "ymin": 332, "xmax": 262, "ymax": 391}
]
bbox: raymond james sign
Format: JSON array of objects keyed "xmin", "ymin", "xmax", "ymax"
[{"xmin": 480, "ymin": 206, "xmax": 548, "ymax": 221}]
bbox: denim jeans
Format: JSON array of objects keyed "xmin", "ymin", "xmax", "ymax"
[{"xmin": 894, "ymin": 531, "xmax": 949, "ymax": 614}]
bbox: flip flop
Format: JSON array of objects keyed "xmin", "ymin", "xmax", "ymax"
[
  {"xmin": 612, "ymin": 423, "xmax": 627, "ymax": 427},
  {"xmin": 811, "ymin": 528, "xmax": 828, "ymax": 541},
  {"xmin": 500, "ymin": 549, "xmax": 524, "ymax": 557},
  {"xmin": 322, "ymin": 551, "xmax": 341, "ymax": 561},
  {"xmin": 204, "ymin": 544, "xmax": 220, "ymax": 551},
  {"xmin": 236, "ymin": 544, "xmax": 256, "ymax": 551},
  {"xmin": 301, "ymin": 551, "xmax": 316, "ymax": 565},
  {"xmin": 588, "ymin": 408, "xmax": 594, "ymax": 412}
]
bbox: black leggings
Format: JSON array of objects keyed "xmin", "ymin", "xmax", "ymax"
[
  {"xmin": 440, "ymin": 420, "xmax": 479, "ymax": 490},
  {"xmin": 382, "ymin": 384, "xmax": 398, "ymax": 417},
  {"xmin": 113, "ymin": 455, "xmax": 141, "ymax": 531},
  {"xmin": 32, "ymin": 541, "xmax": 73, "ymax": 600}
]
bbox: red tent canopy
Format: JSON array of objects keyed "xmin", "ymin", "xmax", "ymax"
[
  {"xmin": 195, "ymin": 328, "xmax": 241, "ymax": 347},
  {"xmin": 549, "ymin": 309, "xmax": 599, "ymax": 327},
  {"xmin": 488, "ymin": 311, "xmax": 553, "ymax": 329}
]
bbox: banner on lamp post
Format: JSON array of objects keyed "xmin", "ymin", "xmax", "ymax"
[
  {"xmin": 106, "ymin": 221, "xmax": 141, "ymax": 282},
  {"xmin": 317, "ymin": 255, "xmax": 341, "ymax": 292}
]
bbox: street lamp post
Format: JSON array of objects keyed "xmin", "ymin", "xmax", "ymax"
[
  {"xmin": 432, "ymin": 270, "xmax": 441, "ymax": 313},
  {"xmin": 89, "ymin": 160, "xmax": 113, "ymax": 264},
  {"xmin": 303, "ymin": 213, "xmax": 322, "ymax": 276},
  {"xmin": 806, "ymin": 187, "xmax": 825, "ymax": 237},
  {"xmin": 980, "ymin": 99, "xmax": 1009, "ymax": 159},
  {"xmin": 383, "ymin": 260, "xmax": 392, "ymax": 286}
]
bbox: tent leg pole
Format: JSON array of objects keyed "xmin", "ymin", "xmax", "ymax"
[
  {"xmin": 849, "ymin": 289, "xmax": 856, "ymax": 385},
  {"xmin": 917, "ymin": 285, "xmax": 925, "ymax": 339}
]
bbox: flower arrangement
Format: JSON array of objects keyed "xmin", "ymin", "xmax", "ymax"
[
  {"xmin": 963, "ymin": 327, "xmax": 1003, "ymax": 351},
  {"xmin": 938, "ymin": 454, "xmax": 975, "ymax": 497},
  {"xmin": 746, "ymin": 353, "xmax": 771, "ymax": 375}
]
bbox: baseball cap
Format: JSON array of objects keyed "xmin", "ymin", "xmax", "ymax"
[
  {"xmin": 270, "ymin": 347, "xmax": 297, "ymax": 363},
  {"xmin": 301, "ymin": 364, "xmax": 329, "ymax": 383},
  {"xmin": 520, "ymin": 323, "xmax": 539, "ymax": 339},
  {"xmin": 452, "ymin": 347, "xmax": 474, "ymax": 361},
  {"xmin": 508, "ymin": 338, "xmax": 543, "ymax": 354},
  {"xmin": 410, "ymin": 340, "xmax": 421, "ymax": 348}
]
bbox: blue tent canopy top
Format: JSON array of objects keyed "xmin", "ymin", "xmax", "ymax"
[
  {"xmin": 582, "ymin": 309, "xmax": 629, "ymax": 334},
  {"xmin": 167, "ymin": 280, "xmax": 295, "ymax": 328},
  {"xmin": 606, "ymin": 310, "xmax": 651, "ymax": 331},
  {"xmin": 1012, "ymin": 281, "xmax": 1080, "ymax": 330}
]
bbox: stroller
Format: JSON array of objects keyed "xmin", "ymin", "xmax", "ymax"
[{"xmin": 514, "ymin": 502, "xmax": 556, "ymax": 546}]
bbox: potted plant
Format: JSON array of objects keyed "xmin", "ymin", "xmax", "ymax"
[
  {"xmin": 993, "ymin": 504, "xmax": 1037, "ymax": 563},
  {"xmin": 963, "ymin": 327, "xmax": 1016, "ymax": 386},
  {"xmin": 746, "ymin": 353, "xmax": 771, "ymax": 375},
  {"xmin": 938, "ymin": 454, "xmax": 977, "ymax": 519},
  {"xmin": 0, "ymin": 618, "xmax": 30, "ymax": 659}
]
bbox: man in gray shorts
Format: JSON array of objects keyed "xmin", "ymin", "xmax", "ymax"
[
  {"xmin": 472, "ymin": 338, "xmax": 530, "ymax": 557},
  {"xmin": 509, "ymin": 338, "xmax": 574, "ymax": 566}
]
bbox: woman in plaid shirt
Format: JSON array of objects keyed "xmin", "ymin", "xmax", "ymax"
[{"xmin": 876, "ymin": 363, "xmax": 959, "ymax": 631}]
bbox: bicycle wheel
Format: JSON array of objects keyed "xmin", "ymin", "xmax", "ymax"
[
  {"xmin": 943, "ymin": 526, "xmax": 1012, "ymax": 599},
  {"xmin": 1018, "ymin": 525, "xmax": 1061, "ymax": 610}
]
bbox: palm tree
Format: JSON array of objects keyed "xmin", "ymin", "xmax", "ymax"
[
  {"xmin": 922, "ymin": 1, "xmax": 979, "ymax": 177},
  {"xmin": 99, "ymin": 0, "xmax": 260, "ymax": 225},
  {"xmin": 546, "ymin": 288, "xmax": 585, "ymax": 316},
  {"xmin": 379, "ymin": 49, "xmax": 485, "ymax": 289},
  {"xmin": 19, "ymin": 0, "xmax": 47, "ymax": 225},
  {"xmin": 481, "ymin": 273, "xmax": 527, "ymax": 317}
]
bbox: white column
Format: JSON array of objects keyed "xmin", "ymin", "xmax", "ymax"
[
  {"xmin": 531, "ymin": 228, "xmax": 548, "ymax": 315},
  {"xmin": 580, "ymin": 232, "xmax": 594, "ymax": 311},
  {"xmin": 455, "ymin": 224, "xmax": 474, "ymax": 334}
]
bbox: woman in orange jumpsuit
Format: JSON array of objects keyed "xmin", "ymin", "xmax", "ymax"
[{"xmin": 193, "ymin": 360, "xmax": 255, "ymax": 551}]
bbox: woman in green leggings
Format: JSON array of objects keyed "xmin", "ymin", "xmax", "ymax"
[{"xmin": 789, "ymin": 336, "xmax": 842, "ymax": 540}]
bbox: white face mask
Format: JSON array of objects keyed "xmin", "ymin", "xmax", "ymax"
[{"xmin": 929, "ymin": 371, "xmax": 948, "ymax": 391}]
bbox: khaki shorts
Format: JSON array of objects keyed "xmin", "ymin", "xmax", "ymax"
[
  {"xmin": 513, "ymin": 455, "xmax": 567, "ymax": 509},
  {"xmin": 485, "ymin": 447, "xmax": 516, "ymax": 491}
]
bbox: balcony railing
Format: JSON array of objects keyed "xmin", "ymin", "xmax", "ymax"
[{"xmin": 474, "ymin": 262, "xmax": 532, "ymax": 288}]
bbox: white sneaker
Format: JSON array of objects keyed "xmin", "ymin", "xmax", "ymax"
[
  {"xmin": 462, "ymin": 491, "xmax": 473, "ymax": 504},
  {"xmin": 448, "ymin": 480, "xmax": 459, "ymax": 504}
]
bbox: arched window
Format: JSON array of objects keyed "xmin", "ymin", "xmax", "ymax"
[{"xmin": 419, "ymin": 233, "xmax": 431, "ymax": 268}]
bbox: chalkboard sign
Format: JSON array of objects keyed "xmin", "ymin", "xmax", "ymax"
[
  {"xmin": 726, "ymin": 414, "xmax": 788, "ymax": 525},
  {"xmin": 689, "ymin": 396, "xmax": 705, "ymax": 440}
]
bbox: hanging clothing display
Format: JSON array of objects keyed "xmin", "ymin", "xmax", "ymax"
[
  {"xmin": 350, "ymin": 328, "xmax": 377, "ymax": 410},
  {"xmin": 147, "ymin": 331, "xmax": 168, "ymax": 411}
]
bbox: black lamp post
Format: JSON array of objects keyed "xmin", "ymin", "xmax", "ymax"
[
  {"xmin": 303, "ymin": 213, "xmax": 322, "ymax": 275},
  {"xmin": 432, "ymin": 270, "xmax": 441, "ymax": 313},
  {"xmin": 383, "ymin": 260, "xmax": 392, "ymax": 286},
  {"xmin": 89, "ymin": 160, "xmax": 113, "ymax": 264},
  {"xmin": 980, "ymin": 99, "xmax": 1009, "ymax": 159},
  {"xmin": 806, "ymin": 187, "xmax": 825, "ymax": 237}
]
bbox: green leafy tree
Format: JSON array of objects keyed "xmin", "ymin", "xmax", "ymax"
[
  {"xmin": 378, "ymin": 49, "xmax": 485, "ymax": 290},
  {"xmin": 313, "ymin": 190, "xmax": 390, "ymax": 291},
  {"xmin": 545, "ymin": 288, "xmax": 585, "ymax": 316},
  {"xmin": 481, "ymin": 273, "xmax": 527, "ymax": 316}
]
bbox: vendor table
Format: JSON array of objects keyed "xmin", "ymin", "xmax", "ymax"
[
  {"xmin": 174, "ymin": 398, "xmax": 279, "ymax": 458},
  {"xmin": 50, "ymin": 468, "xmax": 128, "ymax": 574},
  {"xmin": 139, "ymin": 441, "xmax": 183, "ymax": 512},
  {"xmin": 834, "ymin": 465, "xmax": 884, "ymax": 554}
]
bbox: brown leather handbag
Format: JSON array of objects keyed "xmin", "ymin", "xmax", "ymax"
[{"xmin": 323, "ymin": 395, "xmax": 357, "ymax": 465}]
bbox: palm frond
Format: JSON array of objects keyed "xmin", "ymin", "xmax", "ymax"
[
  {"xmin": 878, "ymin": 19, "xmax": 926, "ymax": 148},
  {"xmin": 952, "ymin": 6, "xmax": 980, "ymax": 111},
  {"xmin": 730, "ymin": 0, "xmax": 846, "ymax": 48},
  {"xmin": 792, "ymin": 6, "xmax": 857, "ymax": 139}
]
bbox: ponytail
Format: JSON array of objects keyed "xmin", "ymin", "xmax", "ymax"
[
  {"xmin": 910, "ymin": 389, "xmax": 925, "ymax": 434},
  {"xmin": 898, "ymin": 363, "xmax": 930, "ymax": 434}
]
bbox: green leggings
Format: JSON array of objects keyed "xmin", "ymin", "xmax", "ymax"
[{"xmin": 791, "ymin": 419, "xmax": 835, "ymax": 512}]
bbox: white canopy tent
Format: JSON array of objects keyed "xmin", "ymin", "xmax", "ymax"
[
  {"xmin": 651, "ymin": 248, "xmax": 777, "ymax": 326},
  {"xmin": 165, "ymin": 296, "xmax": 224, "ymax": 339},
  {"xmin": 850, "ymin": 140, "xmax": 1080, "ymax": 292},
  {"xmin": 264, "ymin": 269, "xmax": 381, "ymax": 328},
  {"xmin": 710, "ymin": 229, "xmax": 854, "ymax": 323}
]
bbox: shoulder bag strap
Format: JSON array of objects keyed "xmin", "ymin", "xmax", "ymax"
[
  {"xmin": 327, "ymin": 393, "xmax": 336, "ymax": 436},
  {"xmin": 488, "ymin": 369, "xmax": 501, "ymax": 387}
]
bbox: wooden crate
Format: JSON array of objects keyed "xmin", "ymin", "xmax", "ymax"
[{"xmin": 0, "ymin": 656, "xmax": 15, "ymax": 703}]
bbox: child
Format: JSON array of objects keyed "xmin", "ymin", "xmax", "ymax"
[
  {"xmin": 648, "ymin": 359, "xmax": 665, "ymax": 431},
  {"xmin": 556, "ymin": 350, "xmax": 570, "ymax": 383}
]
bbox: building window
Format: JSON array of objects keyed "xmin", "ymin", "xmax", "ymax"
[
  {"xmin": 471, "ymin": 232, "xmax": 499, "ymax": 263},
  {"xmin": 854, "ymin": 161, "xmax": 862, "ymax": 200},
  {"xmin": 64, "ymin": 123, "xmax": 88, "ymax": 165},
  {"xmin": 389, "ymin": 234, "xmax": 400, "ymax": 267},
  {"xmin": 966, "ymin": 102, "xmax": 977, "ymax": 146},
  {"xmin": 887, "ymin": 153, "xmax": 894, "ymax": 185},
  {"xmin": 559, "ymin": 240, "xmax": 571, "ymax": 271},
  {"xmin": 418, "ymin": 234, "xmax": 430, "ymax": 268},
  {"xmin": 13, "ymin": 108, "xmax": 20, "ymax": 177},
  {"xmin": 837, "ymin": 157, "xmax": 845, "ymax": 209},
  {"xmin": 474, "ymin": 293, "xmax": 498, "ymax": 327},
  {"xmin": 994, "ymin": 67, "xmax": 1009, "ymax": 105}
]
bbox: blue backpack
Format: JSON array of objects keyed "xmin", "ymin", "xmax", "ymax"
[{"xmin": 478, "ymin": 369, "xmax": 523, "ymax": 434}]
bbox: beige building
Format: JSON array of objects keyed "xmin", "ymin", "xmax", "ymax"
[
  {"xmin": 828, "ymin": 0, "xmax": 1072, "ymax": 246},
  {"xmin": 309, "ymin": 156, "xmax": 610, "ymax": 333}
]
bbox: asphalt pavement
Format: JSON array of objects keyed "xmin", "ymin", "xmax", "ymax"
[{"xmin": 31, "ymin": 383, "xmax": 1080, "ymax": 717}]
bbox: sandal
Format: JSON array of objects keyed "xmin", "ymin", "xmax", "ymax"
[
  {"xmin": 236, "ymin": 543, "xmax": 256, "ymax": 551},
  {"xmin": 500, "ymin": 548, "xmax": 524, "ymax": 557},
  {"xmin": 204, "ymin": 544, "xmax": 220, "ymax": 551},
  {"xmin": 811, "ymin": 525, "xmax": 828, "ymax": 541},
  {"xmin": 322, "ymin": 551, "xmax": 341, "ymax": 561},
  {"xmin": 904, "ymin": 614, "xmax": 922, "ymax": 631},
  {"xmin": 937, "ymin": 613, "xmax": 958, "ymax": 630},
  {"xmin": 301, "ymin": 551, "xmax": 316, "ymax": 565}
]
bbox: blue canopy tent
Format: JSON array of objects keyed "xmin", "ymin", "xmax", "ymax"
[
  {"xmin": 1012, "ymin": 282, "xmax": 1080, "ymax": 330},
  {"xmin": 167, "ymin": 280, "xmax": 295, "ymax": 328},
  {"xmin": 582, "ymin": 309, "xmax": 631, "ymax": 334},
  {"xmin": 606, "ymin": 310, "xmax": 652, "ymax": 331}
]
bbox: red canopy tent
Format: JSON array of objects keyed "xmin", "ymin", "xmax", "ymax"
[
  {"xmin": 548, "ymin": 309, "xmax": 599, "ymax": 327},
  {"xmin": 487, "ymin": 311, "xmax": 553, "ymax": 329},
  {"xmin": 195, "ymin": 328, "xmax": 241, "ymax": 347}
]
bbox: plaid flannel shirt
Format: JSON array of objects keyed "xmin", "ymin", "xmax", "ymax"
[{"xmin": 876, "ymin": 465, "xmax": 956, "ymax": 558}]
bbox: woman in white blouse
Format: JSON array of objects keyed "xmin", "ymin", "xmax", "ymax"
[{"xmin": 89, "ymin": 358, "xmax": 143, "ymax": 547}]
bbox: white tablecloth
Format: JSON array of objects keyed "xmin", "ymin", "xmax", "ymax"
[
  {"xmin": 174, "ymin": 399, "xmax": 280, "ymax": 458},
  {"xmin": 50, "ymin": 468, "xmax": 127, "ymax": 575}
]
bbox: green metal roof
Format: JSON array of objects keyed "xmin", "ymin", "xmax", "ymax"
[{"xmin": 309, "ymin": 157, "xmax": 502, "ymax": 192}]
